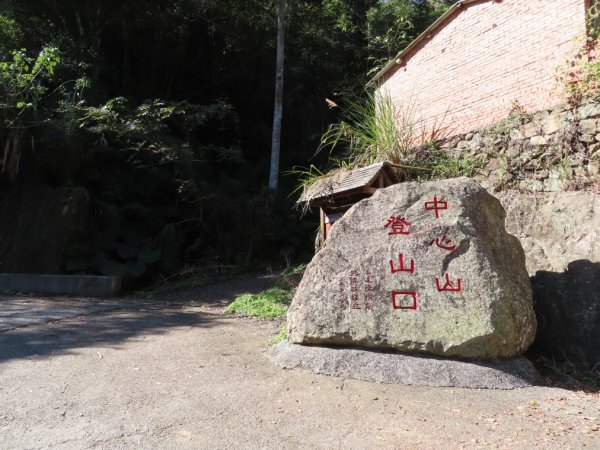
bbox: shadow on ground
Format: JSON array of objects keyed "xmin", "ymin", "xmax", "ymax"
[
  {"xmin": 0, "ymin": 302, "xmax": 222, "ymax": 364},
  {"xmin": 0, "ymin": 274, "xmax": 274, "ymax": 364},
  {"xmin": 528, "ymin": 259, "xmax": 600, "ymax": 392}
]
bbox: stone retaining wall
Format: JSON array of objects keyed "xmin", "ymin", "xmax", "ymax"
[
  {"xmin": 445, "ymin": 105, "xmax": 600, "ymax": 368},
  {"xmin": 439, "ymin": 100, "xmax": 600, "ymax": 193}
]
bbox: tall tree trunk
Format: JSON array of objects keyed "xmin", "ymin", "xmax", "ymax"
[
  {"xmin": 268, "ymin": 0, "xmax": 286, "ymax": 192},
  {"xmin": 121, "ymin": 16, "xmax": 130, "ymax": 94}
]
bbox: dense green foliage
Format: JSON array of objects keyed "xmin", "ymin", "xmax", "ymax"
[
  {"xmin": 0, "ymin": 0, "xmax": 450, "ymax": 283},
  {"xmin": 0, "ymin": 47, "xmax": 59, "ymax": 179}
]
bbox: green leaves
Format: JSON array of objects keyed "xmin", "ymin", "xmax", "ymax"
[
  {"xmin": 0, "ymin": 47, "xmax": 60, "ymax": 110},
  {"xmin": 366, "ymin": 0, "xmax": 450, "ymax": 74},
  {"xmin": 0, "ymin": 46, "xmax": 60, "ymax": 179}
]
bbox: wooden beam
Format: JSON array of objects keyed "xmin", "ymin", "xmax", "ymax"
[{"xmin": 319, "ymin": 207, "xmax": 326, "ymax": 246}]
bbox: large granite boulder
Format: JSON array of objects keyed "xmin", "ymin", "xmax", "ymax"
[{"xmin": 288, "ymin": 178, "xmax": 536, "ymax": 359}]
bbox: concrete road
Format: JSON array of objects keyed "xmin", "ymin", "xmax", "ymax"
[{"xmin": 0, "ymin": 277, "xmax": 599, "ymax": 449}]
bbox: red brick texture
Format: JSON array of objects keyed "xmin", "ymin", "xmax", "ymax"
[{"xmin": 377, "ymin": 0, "xmax": 589, "ymax": 140}]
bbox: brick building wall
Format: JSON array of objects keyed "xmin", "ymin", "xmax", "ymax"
[{"xmin": 376, "ymin": 0, "xmax": 589, "ymax": 140}]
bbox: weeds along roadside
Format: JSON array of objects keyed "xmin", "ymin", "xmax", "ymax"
[{"xmin": 224, "ymin": 264, "xmax": 306, "ymax": 344}]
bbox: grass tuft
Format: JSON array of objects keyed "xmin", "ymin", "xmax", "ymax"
[
  {"xmin": 319, "ymin": 91, "xmax": 421, "ymax": 169},
  {"xmin": 225, "ymin": 287, "xmax": 293, "ymax": 318},
  {"xmin": 269, "ymin": 323, "xmax": 288, "ymax": 345}
]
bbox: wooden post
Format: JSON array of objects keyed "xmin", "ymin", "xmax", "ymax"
[{"xmin": 319, "ymin": 208, "xmax": 326, "ymax": 248}]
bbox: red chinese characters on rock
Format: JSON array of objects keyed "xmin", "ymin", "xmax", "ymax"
[
  {"xmin": 424, "ymin": 196, "xmax": 448, "ymax": 219},
  {"xmin": 339, "ymin": 278, "xmax": 349, "ymax": 309},
  {"xmin": 429, "ymin": 236, "xmax": 456, "ymax": 252},
  {"xmin": 384, "ymin": 215, "xmax": 412, "ymax": 235},
  {"xmin": 436, "ymin": 273, "xmax": 462, "ymax": 293},
  {"xmin": 364, "ymin": 272, "xmax": 374, "ymax": 310},
  {"xmin": 389, "ymin": 253, "xmax": 415, "ymax": 274},
  {"xmin": 349, "ymin": 270, "xmax": 361, "ymax": 309},
  {"xmin": 386, "ymin": 197, "xmax": 463, "ymax": 312}
]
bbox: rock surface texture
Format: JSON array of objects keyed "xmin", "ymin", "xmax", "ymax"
[
  {"xmin": 499, "ymin": 190, "xmax": 599, "ymax": 368},
  {"xmin": 287, "ymin": 178, "xmax": 536, "ymax": 359},
  {"xmin": 500, "ymin": 190, "xmax": 600, "ymax": 274}
]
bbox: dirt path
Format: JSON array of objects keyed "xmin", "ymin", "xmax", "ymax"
[{"xmin": 0, "ymin": 276, "xmax": 598, "ymax": 449}]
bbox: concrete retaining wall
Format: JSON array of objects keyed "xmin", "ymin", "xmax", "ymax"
[{"xmin": 0, "ymin": 274, "xmax": 121, "ymax": 297}]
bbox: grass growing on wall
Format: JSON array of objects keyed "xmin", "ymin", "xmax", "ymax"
[
  {"xmin": 319, "ymin": 92, "xmax": 421, "ymax": 169},
  {"xmin": 292, "ymin": 90, "xmax": 480, "ymax": 193},
  {"xmin": 558, "ymin": 2, "xmax": 600, "ymax": 104}
]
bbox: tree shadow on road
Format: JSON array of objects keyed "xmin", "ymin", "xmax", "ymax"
[
  {"xmin": 0, "ymin": 303, "xmax": 224, "ymax": 364},
  {"xmin": 0, "ymin": 274, "xmax": 275, "ymax": 364}
]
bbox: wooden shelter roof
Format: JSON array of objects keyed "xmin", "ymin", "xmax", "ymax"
[{"xmin": 298, "ymin": 162, "xmax": 401, "ymax": 207}]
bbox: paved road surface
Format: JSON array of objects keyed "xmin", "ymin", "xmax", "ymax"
[{"xmin": 0, "ymin": 276, "xmax": 598, "ymax": 449}]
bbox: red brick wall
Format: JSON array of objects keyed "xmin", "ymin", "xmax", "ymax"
[{"xmin": 378, "ymin": 0, "xmax": 589, "ymax": 140}]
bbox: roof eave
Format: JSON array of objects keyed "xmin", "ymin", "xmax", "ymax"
[
  {"xmin": 366, "ymin": 0, "xmax": 482, "ymax": 88},
  {"xmin": 297, "ymin": 161, "xmax": 404, "ymax": 205}
]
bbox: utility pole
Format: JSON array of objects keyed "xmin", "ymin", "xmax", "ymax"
[{"xmin": 268, "ymin": 0, "xmax": 286, "ymax": 191}]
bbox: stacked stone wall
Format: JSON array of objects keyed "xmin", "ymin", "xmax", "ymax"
[{"xmin": 440, "ymin": 100, "xmax": 600, "ymax": 193}]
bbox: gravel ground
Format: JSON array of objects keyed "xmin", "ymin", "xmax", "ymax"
[{"xmin": 0, "ymin": 275, "xmax": 598, "ymax": 449}]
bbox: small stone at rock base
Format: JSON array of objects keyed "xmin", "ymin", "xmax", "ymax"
[
  {"xmin": 559, "ymin": 110, "xmax": 574, "ymax": 121},
  {"xmin": 474, "ymin": 174, "xmax": 495, "ymax": 191},
  {"xmin": 573, "ymin": 167, "xmax": 587, "ymax": 179},
  {"xmin": 506, "ymin": 145, "xmax": 521, "ymax": 159},
  {"xmin": 569, "ymin": 154, "xmax": 585, "ymax": 167},
  {"xmin": 519, "ymin": 180, "xmax": 545, "ymax": 192},
  {"xmin": 287, "ymin": 178, "xmax": 536, "ymax": 360},
  {"xmin": 269, "ymin": 342, "xmax": 543, "ymax": 389},
  {"xmin": 485, "ymin": 157, "xmax": 502, "ymax": 171},
  {"xmin": 456, "ymin": 140, "xmax": 471, "ymax": 150},
  {"xmin": 579, "ymin": 118, "xmax": 600, "ymax": 135},
  {"xmin": 509, "ymin": 129, "xmax": 525, "ymax": 140},
  {"xmin": 542, "ymin": 177, "xmax": 564, "ymax": 192}
]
